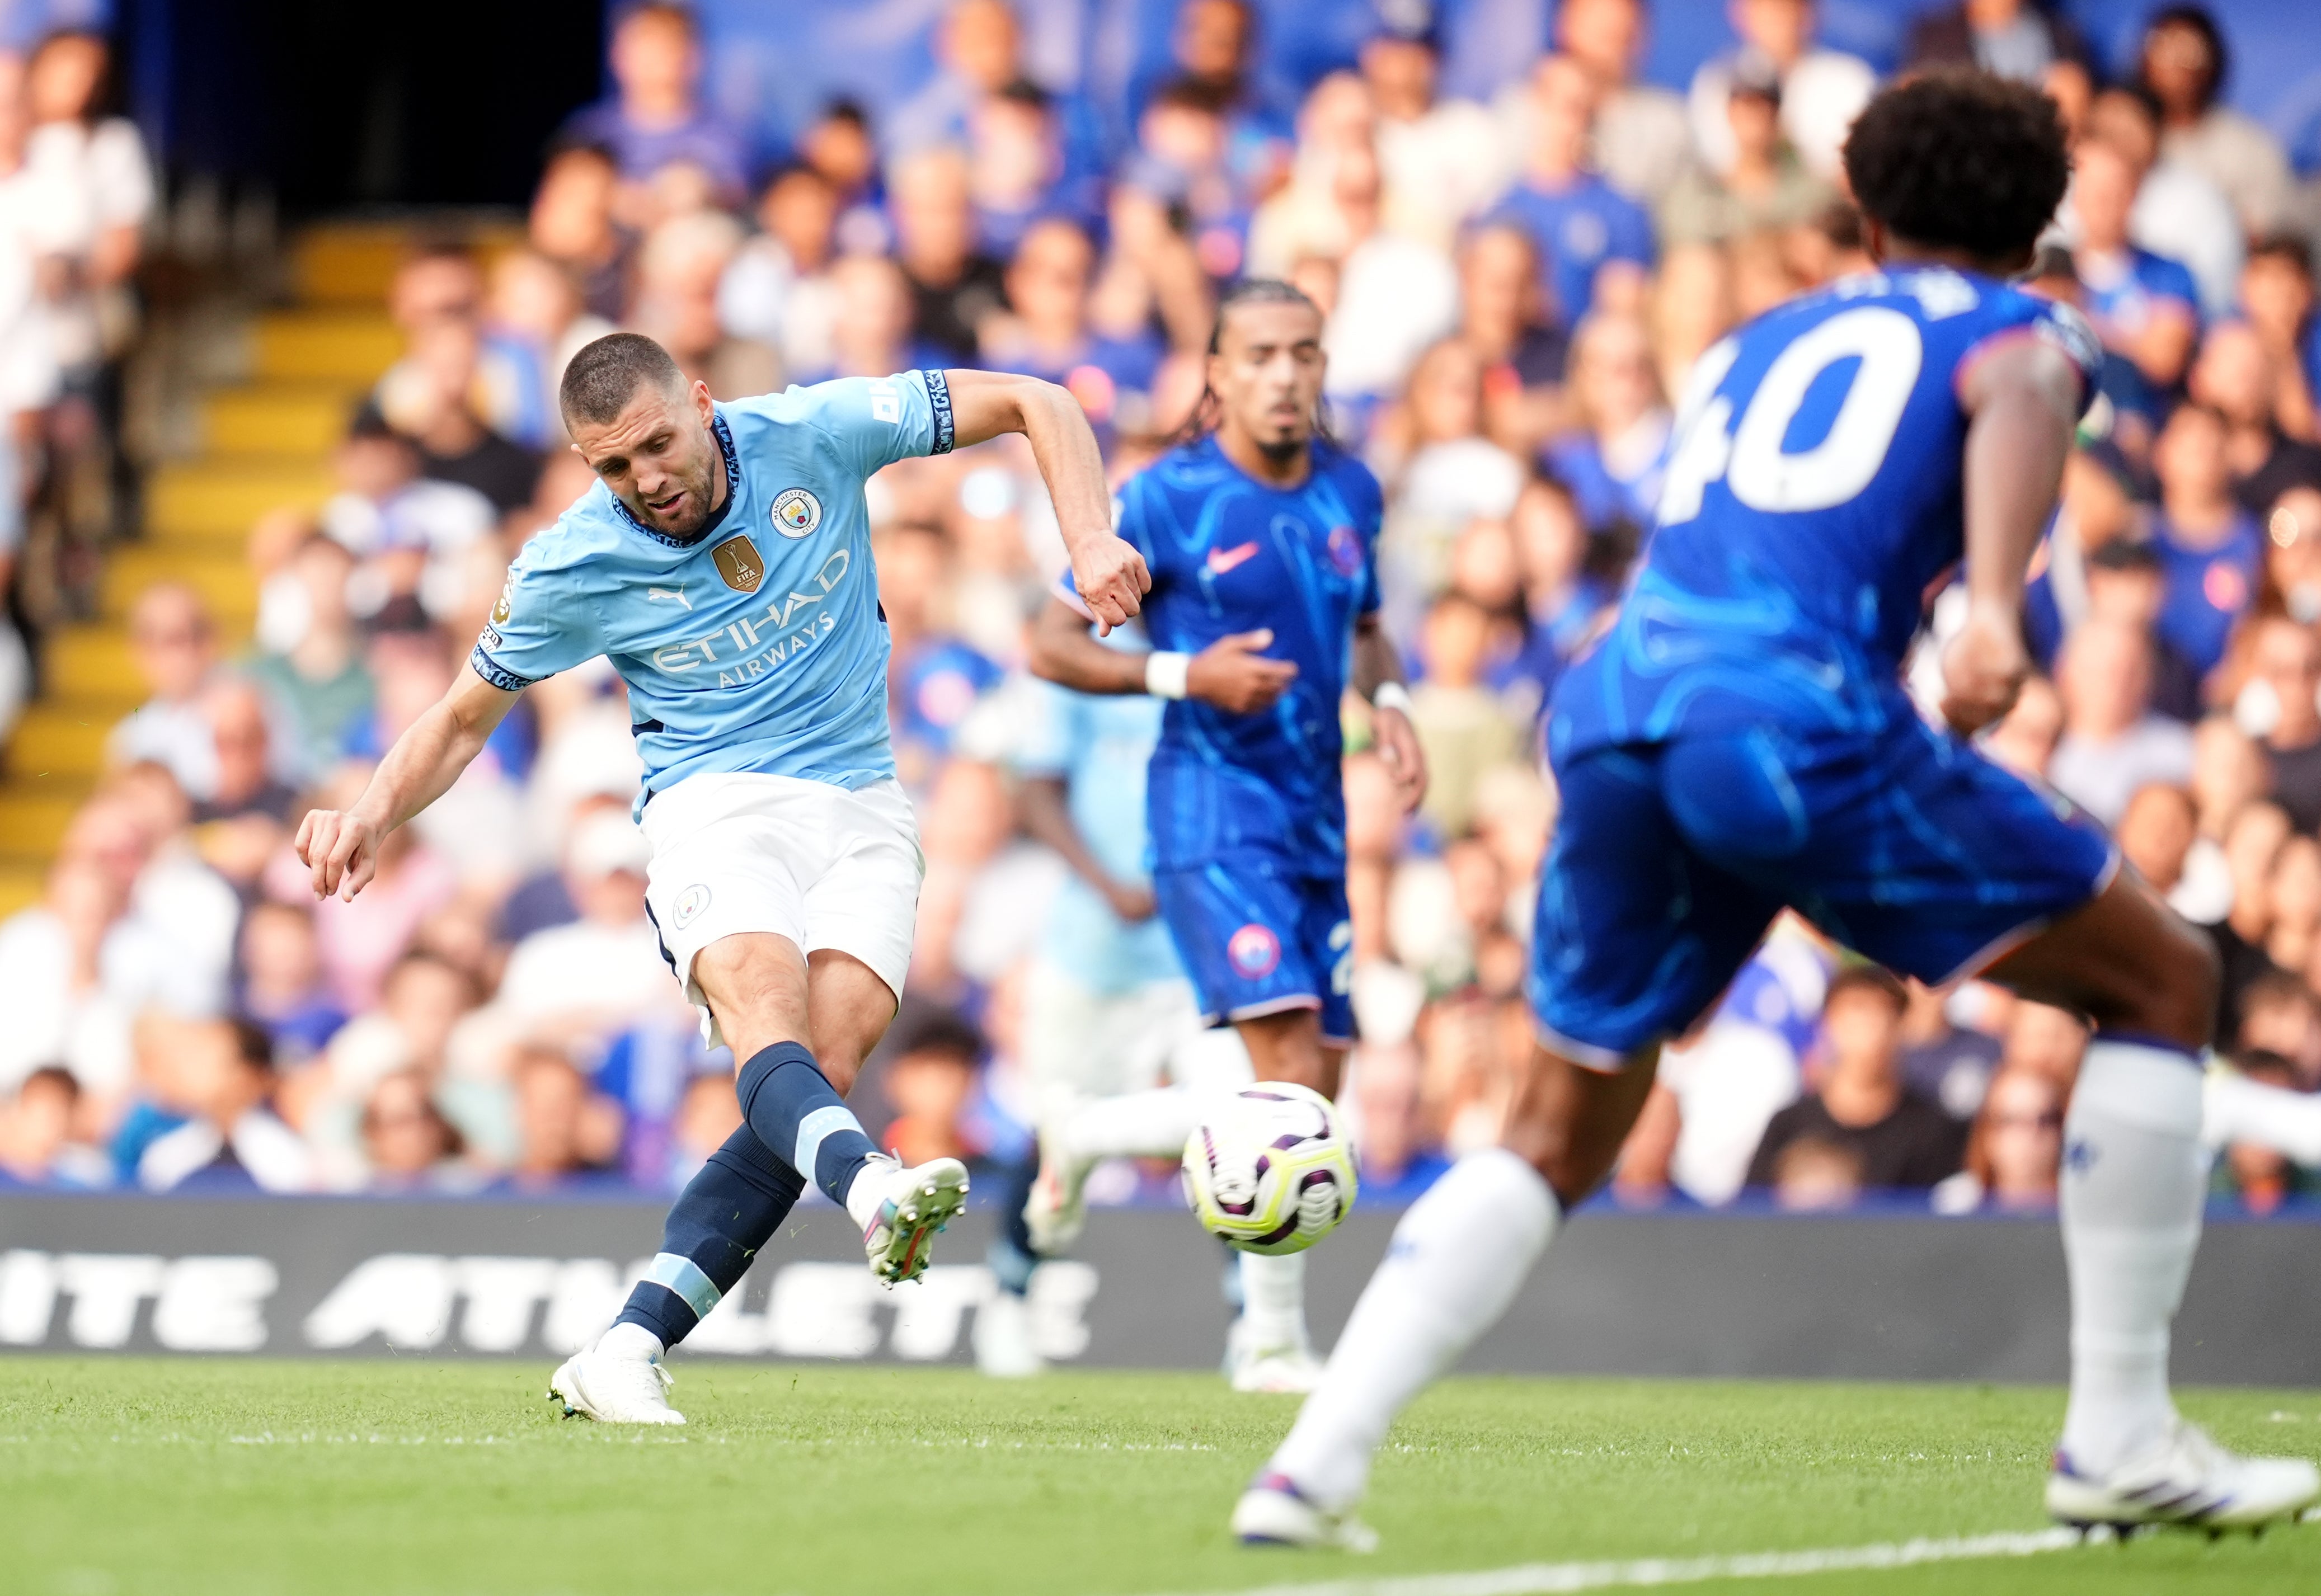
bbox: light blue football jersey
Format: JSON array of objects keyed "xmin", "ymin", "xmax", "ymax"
[
  {"xmin": 472, "ymin": 371, "xmax": 956, "ymax": 808},
  {"xmin": 1013, "ymin": 670, "xmax": 1182, "ymax": 995}
]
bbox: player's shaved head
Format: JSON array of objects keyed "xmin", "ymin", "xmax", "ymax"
[
  {"xmin": 1843, "ymin": 68, "xmax": 2069, "ymax": 274},
  {"xmin": 562, "ymin": 331, "xmax": 687, "ymax": 428}
]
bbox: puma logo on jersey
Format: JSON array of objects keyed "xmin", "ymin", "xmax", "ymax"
[
  {"xmin": 1205, "ymin": 541, "xmax": 1261, "ymax": 576},
  {"xmin": 647, "ymin": 586, "xmax": 693, "ymax": 609}
]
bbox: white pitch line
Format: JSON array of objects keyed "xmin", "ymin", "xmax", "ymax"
[{"xmin": 1145, "ymin": 1527, "xmax": 2088, "ymax": 1596}]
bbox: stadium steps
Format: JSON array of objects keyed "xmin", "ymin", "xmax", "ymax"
[{"xmin": 0, "ymin": 222, "xmax": 412, "ymax": 916}]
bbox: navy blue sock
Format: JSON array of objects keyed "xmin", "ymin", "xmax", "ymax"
[
  {"xmin": 615, "ymin": 1122, "xmax": 805, "ymax": 1348},
  {"xmin": 735, "ymin": 1040, "xmax": 882, "ymax": 1207}
]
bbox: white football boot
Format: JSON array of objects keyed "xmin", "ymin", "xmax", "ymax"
[
  {"xmin": 2047, "ymin": 1419, "xmax": 2321, "ymax": 1531},
  {"xmin": 858, "ymin": 1156, "xmax": 971, "ymax": 1284},
  {"xmin": 1226, "ymin": 1316, "xmax": 1325, "ymax": 1394},
  {"xmin": 548, "ymin": 1333, "xmax": 685, "ymax": 1425},
  {"xmin": 1231, "ymin": 1473, "xmax": 1379, "ymax": 1552},
  {"xmin": 1022, "ymin": 1123, "xmax": 1093, "ymax": 1254},
  {"xmin": 973, "ymin": 1286, "xmax": 1045, "ymax": 1379}
]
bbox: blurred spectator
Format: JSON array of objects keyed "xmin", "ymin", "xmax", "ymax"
[
  {"xmin": 1318, "ymin": 138, "xmax": 1459, "ymax": 406},
  {"xmin": 880, "ymin": 1009, "xmax": 983, "ymax": 1166},
  {"xmin": 559, "ymin": 2, "xmax": 748, "ymax": 211},
  {"xmin": 1166, "ymin": 0, "xmax": 1292, "ymax": 198},
  {"xmin": 1933, "ymin": 1066, "xmax": 2066, "ymax": 1213},
  {"xmin": 661, "ymin": 1069, "xmax": 743, "ymax": 1189},
  {"xmin": 478, "ymin": 248, "xmax": 613, "ymax": 451},
  {"xmin": 718, "ymin": 164, "xmax": 844, "ymax": 382},
  {"xmin": 1543, "ymin": 312, "xmax": 1668, "ymax": 535},
  {"xmin": 358, "ymin": 1068, "xmax": 472, "ymax": 1191},
  {"xmin": 1746, "ymin": 966, "xmax": 1966, "ymax": 1192},
  {"xmin": 2084, "ymin": 84, "xmax": 2240, "ymax": 321},
  {"xmin": 2049, "ymin": 615, "xmax": 2196, "ymax": 826},
  {"xmin": 1981, "ymin": 671, "xmax": 2064, "ymax": 780},
  {"xmin": 1656, "ymin": 55, "xmax": 1830, "ymax": 248},
  {"xmin": 530, "ymin": 143, "xmax": 634, "ymax": 322},
  {"xmin": 372, "ymin": 316, "xmax": 542, "ymax": 515},
  {"xmin": 321, "ymin": 412, "xmax": 496, "ymax": 624},
  {"xmin": 1686, "ymin": 0, "xmax": 1873, "ymax": 184},
  {"xmin": 106, "ymin": 583, "xmax": 218, "ymax": 798},
  {"xmin": 491, "ymin": 811, "xmax": 684, "ymax": 1045},
  {"xmin": 1361, "ymin": 5, "xmax": 1505, "ymax": 250},
  {"xmin": 1655, "ymin": 996, "xmax": 1805, "ymax": 1205},
  {"xmin": 632, "ymin": 206, "xmax": 777, "ymax": 398},
  {"xmin": 2239, "ymin": 240, "xmax": 2318, "ymax": 444},
  {"xmin": 2074, "ymin": 538, "xmax": 2202, "ymax": 723},
  {"xmin": 2271, "ymin": 484, "xmax": 2321, "ymax": 627},
  {"xmin": 1375, "ymin": 339, "xmax": 1526, "ymax": 628},
  {"xmin": 2151, "ymin": 403, "xmax": 2261, "ymax": 680},
  {"xmin": 0, "ymin": 855, "xmax": 161, "ymax": 1099},
  {"xmin": 2212, "ymin": 1050, "xmax": 2314, "ymax": 1212},
  {"xmin": 1491, "ymin": 56, "xmax": 1653, "ymax": 333},
  {"xmin": 2132, "ymin": 5, "xmax": 2295, "ymax": 242},
  {"xmin": 1648, "ymin": 241, "xmax": 1739, "ymax": 402},
  {"xmin": 1457, "ymin": 223, "xmax": 1567, "ymax": 429},
  {"xmin": 2267, "ymin": 833, "xmax": 2321, "ymax": 977},
  {"xmin": 237, "ymin": 900, "xmax": 344, "ymax": 1066},
  {"xmin": 246, "ymin": 533, "xmax": 375, "ymax": 773},
  {"xmin": 0, "ymin": 1066, "xmax": 108, "ymax": 1188},
  {"xmin": 1769, "ymin": 1136, "xmax": 1863, "ymax": 1211},
  {"xmin": 1408, "ymin": 592, "xmax": 1524, "ymax": 839},
  {"xmin": 1899, "ymin": 979, "xmax": 2001, "ymax": 1122},
  {"xmin": 507, "ymin": 1045, "xmax": 625, "ymax": 1189},
  {"xmin": 2191, "ymin": 322, "xmax": 2321, "ymax": 519},
  {"xmin": 1555, "ymin": 0, "xmax": 1692, "ymax": 206},
  {"xmin": 891, "ymin": 145, "xmax": 1007, "ymax": 365},
  {"xmin": 23, "ymin": 31, "xmax": 151, "ymax": 412},
  {"xmin": 2240, "ymin": 616, "xmax": 2321, "ymax": 832},
  {"xmin": 2070, "ymin": 134, "xmax": 2199, "ymax": 445},
  {"xmin": 1905, "ymin": 0, "xmax": 2084, "ymax": 84},
  {"xmin": 137, "ymin": 1018, "xmax": 311, "ymax": 1193},
  {"xmin": 979, "ymin": 217, "xmax": 1160, "ymax": 444}
]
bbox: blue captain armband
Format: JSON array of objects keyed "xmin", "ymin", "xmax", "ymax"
[
  {"xmin": 922, "ymin": 368, "xmax": 955, "ymax": 454},
  {"xmin": 469, "ymin": 645, "xmax": 537, "ymax": 693}
]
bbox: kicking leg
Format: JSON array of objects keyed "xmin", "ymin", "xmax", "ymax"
[
  {"xmin": 1984, "ymin": 874, "xmax": 2320, "ymax": 1528},
  {"xmin": 1228, "ymin": 1010, "xmax": 1348, "ymax": 1393},
  {"xmin": 1234, "ymin": 1044, "xmax": 1657, "ymax": 1542}
]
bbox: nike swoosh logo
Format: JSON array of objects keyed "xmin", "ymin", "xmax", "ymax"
[{"xmin": 1206, "ymin": 542, "xmax": 1261, "ymax": 576}]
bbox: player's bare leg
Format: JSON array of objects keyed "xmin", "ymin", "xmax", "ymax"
[
  {"xmin": 1219, "ymin": 1009, "xmax": 1350, "ymax": 1394},
  {"xmin": 551, "ymin": 938, "xmax": 965, "ymax": 1424}
]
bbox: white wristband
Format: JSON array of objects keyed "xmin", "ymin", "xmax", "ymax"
[
  {"xmin": 1145, "ymin": 651, "xmax": 1192, "ymax": 700},
  {"xmin": 1371, "ymin": 681, "xmax": 1413, "ymax": 718}
]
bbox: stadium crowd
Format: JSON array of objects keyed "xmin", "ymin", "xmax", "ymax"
[{"xmin": 4, "ymin": 1, "xmax": 2321, "ymax": 1218}]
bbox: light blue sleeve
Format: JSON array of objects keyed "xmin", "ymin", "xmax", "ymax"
[
  {"xmin": 468, "ymin": 533, "xmax": 604, "ymax": 690},
  {"xmin": 804, "ymin": 369, "xmax": 956, "ymax": 481}
]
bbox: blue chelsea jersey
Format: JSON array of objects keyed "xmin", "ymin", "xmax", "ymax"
[
  {"xmin": 1062, "ymin": 434, "xmax": 1383, "ymax": 877},
  {"xmin": 1553, "ymin": 268, "xmax": 2101, "ymax": 760},
  {"xmin": 472, "ymin": 371, "xmax": 955, "ymax": 810}
]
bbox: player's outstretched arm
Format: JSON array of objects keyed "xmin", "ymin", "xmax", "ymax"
[
  {"xmin": 943, "ymin": 369, "xmax": 1148, "ymax": 633},
  {"xmin": 1942, "ymin": 338, "xmax": 2083, "ymax": 737},
  {"xmin": 294, "ymin": 665, "xmax": 520, "ymax": 902},
  {"xmin": 1352, "ymin": 612, "xmax": 1427, "ymax": 813},
  {"xmin": 1028, "ymin": 596, "xmax": 1297, "ymax": 712}
]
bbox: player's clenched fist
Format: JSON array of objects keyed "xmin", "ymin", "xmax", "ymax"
[
  {"xmin": 1938, "ymin": 600, "xmax": 2030, "ymax": 737},
  {"xmin": 1188, "ymin": 628, "xmax": 1298, "ymax": 715},
  {"xmin": 1070, "ymin": 532, "xmax": 1151, "ymax": 635},
  {"xmin": 295, "ymin": 807, "xmax": 383, "ymax": 902}
]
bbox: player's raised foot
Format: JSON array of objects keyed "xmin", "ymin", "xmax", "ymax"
[
  {"xmin": 860, "ymin": 1156, "xmax": 971, "ymax": 1284},
  {"xmin": 1023, "ymin": 1123, "xmax": 1093, "ymax": 1254},
  {"xmin": 1231, "ymin": 1473, "xmax": 1378, "ymax": 1552},
  {"xmin": 1227, "ymin": 1322, "xmax": 1324, "ymax": 1394},
  {"xmin": 2047, "ymin": 1421, "xmax": 2320, "ymax": 1532},
  {"xmin": 547, "ymin": 1332, "xmax": 684, "ymax": 1426}
]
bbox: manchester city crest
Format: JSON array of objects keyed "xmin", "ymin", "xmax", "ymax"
[
  {"xmin": 771, "ymin": 486, "xmax": 823, "ymax": 538},
  {"xmin": 711, "ymin": 534, "xmax": 765, "ymax": 594}
]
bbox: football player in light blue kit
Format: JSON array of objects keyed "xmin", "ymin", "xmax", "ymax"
[
  {"xmin": 1233, "ymin": 73, "xmax": 2319, "ymax": 1546},
  {"xmin": 1030, "ymin": 281, "xmax": 1428, "ymax": 1391},
  {"xmin": 295, "ymin": 333, "xmax": 1148, "ymax": 1424}
]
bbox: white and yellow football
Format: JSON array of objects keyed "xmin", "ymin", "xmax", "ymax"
[{"xmin": 1182, "ymin": 1082, "xmax": 1359, "ymax": 1254}]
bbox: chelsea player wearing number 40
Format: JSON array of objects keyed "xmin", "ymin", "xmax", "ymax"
[
  {"xmin": 1233, "ymin": 72, "xmax": 2319, "ymax": 1550},
  {"xmin": 294, "ymin": 333, "xmax": 1149, "ymax": 1425},
  {"xmin": 1030, "ymin": 281, "xmax": 1429, "ymax": 1394}
]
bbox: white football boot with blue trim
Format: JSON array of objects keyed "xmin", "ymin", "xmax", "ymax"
[
  {"xmin": 857, "ymin": 1156, "xmax": 971, "ymax": 1284},
  {"xmin": 1230, "ymin": 1473, "xmax": 1378, "ymax": 1552},
  {"xmin": 548, "ymin": 1331, "xmax": 684, "ymax": 1426},
  {"xmin": 2047, "ymin": 1420, "xmax": 2319, "ymax": 1532}
]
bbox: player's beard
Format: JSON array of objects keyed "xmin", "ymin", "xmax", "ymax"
[{"xmin": 633, "ymin": 447, "xmax": 722, "ymax": 540}]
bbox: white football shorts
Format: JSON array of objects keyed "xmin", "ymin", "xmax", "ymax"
[
  {"xmin": 640, "ymin": 771, "xmax": 923, "ymax": 1047},
  {"xmin": 1021, "ymin": 958, "xmax": 1250, "ymax": 1119}
]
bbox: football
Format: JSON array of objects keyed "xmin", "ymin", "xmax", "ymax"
[{"xmin": 1181, "ymin": 1082, "xmax": 1359, "ymax": 1254}]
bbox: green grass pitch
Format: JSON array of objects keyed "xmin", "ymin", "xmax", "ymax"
[{"xmin": 4, "ymin": 1359, "xmax": 2318, "ymax": 1595}]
